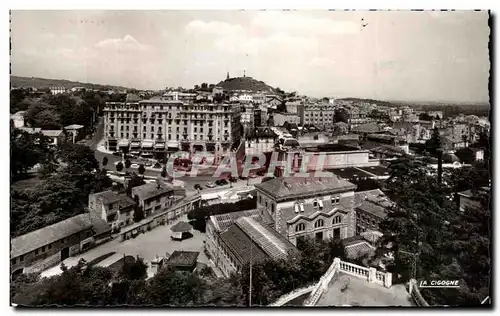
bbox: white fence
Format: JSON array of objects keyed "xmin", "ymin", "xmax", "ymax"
[{"xmin": 409, "ymin": 279, "xmax": 429, "ymax": 306}]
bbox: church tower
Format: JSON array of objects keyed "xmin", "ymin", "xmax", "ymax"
[{"xmin": 226, "ymin": 72, "xmax": 230, "ymax": 80}]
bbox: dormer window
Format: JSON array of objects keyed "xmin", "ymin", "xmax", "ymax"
[
  {"xmin": 299, "ymin": 202, "xmax": 305, "ymax": 212},
  {"xmin": 332, "ymin": 196, "xmax": 340, "ymax": 204},
  {"xmin": 294, "ymin": 203, "xmax": 300, "ymax": 213},
  {"xmin": 318, "ymin": 199, "xmax": 324, "ymax": 209},
  {"xmin": 313, "ymin": 200, "xmax": 318, "ymax": 208}
]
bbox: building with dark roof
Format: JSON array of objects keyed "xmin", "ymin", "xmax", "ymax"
[
  {"xmin": 131, "ymin": 181, "xmax": 175, "ymax": 218},
  {"xmin": 207, "ymin": 214, "xmax": 297, "ymax": 277},
  {"xmin": 165, "ymin": 251, "xmax": 199, "ymax": 272},
  {"xmin": 255, "ymin": 175, "xmax": 358, "ymax": 246},
  {"xmin": 354, "ymin": 189, "xmax": 392, "ymax": 235},
  {"xmin": 88, "ymin": 190, "xmax": 136, "ymax": 231},
  {"xmin": 10, "ymin": 213, "xmax": 109, "ymax": 276}
]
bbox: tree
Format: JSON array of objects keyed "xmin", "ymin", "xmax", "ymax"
[
  {"xmin": 10, "ymin": 130, "xmax": 52, "ymax": 179},
  {"xmin": 126, "ymin": 173, "xmax": 146, "ymax": 196},
  {"xmin": 116, "ymin": 161, "xmax": 124, "ymax": 173},
  {"xmin": 334, "ymin": 108, "xmax": 349, "ymax": 124},
  {"xmin": 119, "ymin": 256, "xmax": 148, "ymax": 281},
  {"xmin": 133, "ymin": 204, "xmax": 145, "ymax": 223},
  {"xmin": 332, "ymin": 122, "xmax": 349, "ymax": 136},
  {"xmin": 102, "ymin": 157, "xmax": 108, "ymax": 167},
  {"xmin": 161, "ymin": 166, "xmax": 167, "ymax": 178},
  {"xmin": 125, "ymin": 159, "xmax": 131, "ymax": 170},
  {"xmin": 419, "ymin": 113, "xmax": 434, "ymax": 121},
  {"xmin": 138, "ymin": 164, "xmax": 146, "ymax": 177}
]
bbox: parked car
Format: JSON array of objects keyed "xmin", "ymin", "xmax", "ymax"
[
  {"xmin": 216, "ymin": 179, "xmax": 229, "ymax": 186},
  {"xmin": 205, "ymin": 181, "xmax": 216, "ymax": 188}
]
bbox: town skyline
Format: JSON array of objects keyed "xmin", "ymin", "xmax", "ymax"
[{"xmin": 11, "ymin": 10, "xmax": 490, "ymax": 103}]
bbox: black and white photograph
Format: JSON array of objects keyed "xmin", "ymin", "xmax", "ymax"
[{"xmin": 8, "ymin": 8, "xmax": 491, "ymax": 308}]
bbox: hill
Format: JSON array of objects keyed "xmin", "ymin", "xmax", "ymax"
[
  {"xmin": 216, "ymin": 76, "xmax": 277, "ymax": 93},
  {"xmin": 10, "ymin": 75, "xmax": 131, "ymax": 91},
  {"xmin": 337, "ymin": 97, "xmax": 397, "ymax": 107}
]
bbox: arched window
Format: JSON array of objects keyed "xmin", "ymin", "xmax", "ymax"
[
  {"xmin": 315, "ymin": 219, "xmax": 324, "ymax": 228},
  {"xmin": 333, "ymin": 215, "xmax": 342, "ymax": 224},
  {"xmin": 295, "ymin": 223, "xmax": 306, "ymax": 232}
]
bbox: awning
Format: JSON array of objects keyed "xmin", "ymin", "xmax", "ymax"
[
  {"xmin": 118, "ymin": 139, "xmax": 130, "ymax": 147},
  {"xmin": 130, "ymin": 151, "xmax": 141, "ymax": 155},
  {"xmin": 131, "ymin": 141, "xmax": 141, "ymax": 147},
  {"xmin": 155, "ymin": 142, "xmax": 165, "ymax": 149},
  {"xmin": 141, "ymin": 140, "xmax": 154, "ymax": 148},
  {"xmin": 167, "ymin": 141, "xmax": 180, "ymax": 149}
]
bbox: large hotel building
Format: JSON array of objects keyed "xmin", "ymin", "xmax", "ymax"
[{"xmin": 103, "ymin": 93, "xmax": 242, "ymax": 161}]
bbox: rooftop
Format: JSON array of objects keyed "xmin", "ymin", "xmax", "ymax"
[
  {"xmin": 255, "ymin": 175, "xmax": 356, "ymax": 201},
  {"xmin": 165, "ymin": 251, "xmax": 199, "ymax": 267},
  {"xmin": 369, "ymin": 145, "xmax": 406, "ymax": 157},
  {"xmin": 210, "ymin": 209, "xmax": 274, "ymax": 233},
  {"xmin": 11, "ymin": 213, "xmax": 93, "ymax": 258},
  {"xmin": 41, "ymin": 130, "xmax": 64, "ymax": 137},
  {"xmin": 354, "ymin": 189, "xmax": 392, "ymax": 219},
  {"xmin": 316, "ymin": 273, "xmax": 412, "ymax": 306},
  {"xmin": 357, "ymin": 166, "xmax": 391, "ymax": 177},
  {"xmin": 132, "ymin": 181, "xmax": 173, "ymax": 201},
  {"xmin": 328, "ymin": 167, "xmax": 372, "ymax": 180},
  {"xmin": 219, "ymin": 224, "xmax": 269, "ymax": 266},
  {"xmin": 351, "ymin": 123, "xmax": 383, "ymax": 134}
]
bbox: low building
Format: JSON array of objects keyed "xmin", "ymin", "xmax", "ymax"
[
  {"xmin": 64, "ymin": 124, "xmax": 85, "ymax": 143},
  {"xmin": 41, "ymin": 130, "xmax": 65, "ymax": 147},
  {"xmin": 272, "ymin": 112, "xmax": 300, "ymax": 127},
  {"xmin": 131, "ymin": 181, "xmax": 175, "ymax": 218},
  {"xmin": 354, "ymin": 189, "xmax": 392, "ymax": 235},
  {"xmin": 254, "ymin": 175, "xmax": 358, "ymax": 245},
  {"xmin": 50, "ymin": 87, "xmax": 67, "ymax": 95},
  {"xmin": 205, "ymin": 210, "xmax": 296, "ymax": 277},
  {"xmin": 10, "ymin": 213, "xmax": 110, "ymax": 276},
  {"xmin": 88, "ymin": 190, "xmax": 136, "ymax": 231},
  {"xmin": 10, "ymin": 111, "xmax": 26, "ymax": 128},
  {"xmin": 369, "ymin": 145, "xmax": 407, "ymax": 160},
  {"xmin": 165, "ymin": 251, "xmax": 199, "ymax": 272}
]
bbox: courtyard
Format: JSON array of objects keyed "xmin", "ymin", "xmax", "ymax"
[
  {"xmin": 316, "ymin": 273, "xmax": 413, "ymax": 307},
  {"xmin": 40, "ymin": 214, "xmax": 222, "ymax": 278}
]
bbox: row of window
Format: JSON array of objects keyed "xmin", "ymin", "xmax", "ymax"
[
  {"xmin": 295, "ymin": 215, "xmax": 343, "ymax": 232},
  {"xmin": 108, "ymin": 132, "xmax": 229, "ymax": 142}
]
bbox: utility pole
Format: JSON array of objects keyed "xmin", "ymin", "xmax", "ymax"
[{"xmin": 249, "ymin": 235, "xmax": 253, "ymax": 307}]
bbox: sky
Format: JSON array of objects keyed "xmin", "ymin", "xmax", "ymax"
[{"xmin": 10, "ymin": 10, "xmax": 490, "ymax": 103}]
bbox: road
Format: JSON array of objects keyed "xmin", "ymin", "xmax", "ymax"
[{"xmin": 88, "ymin": 118, "xmax": 254, "ymax": 191}]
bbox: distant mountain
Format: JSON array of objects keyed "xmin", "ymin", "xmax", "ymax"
[
  {"xmin": 216, "ymin": 76, "xmax": 277, "ymax": 93},
  {"xmin": 337, "ymin": 97, "xmax": 397, "ymax": 107},
  {"xmin": 10, "ymin": 75, "xmax": 132, "ymax": 91}
]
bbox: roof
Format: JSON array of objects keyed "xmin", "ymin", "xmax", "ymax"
[
  {"xmin": 165, "ymin": 251, "xmax": 199, "ymax": 267},
  {"xmin": 357, "ymin": 166, "xmax": 391, "ymax": 177},
  {"xmin": 279, "ymin": 199, "xmax": 351, "ymax": 226},
  {"xmin": 64, "ymin": 124, "xmax": 84, "ymax": 130},
  {"xmin": 209, "ymin": 209, "xmax": 274, "ymax": 233},
  {"xmin": 11, "ymin": 213, "xmax": 93, "ymax": 258},
  {"xmin": 351, "ymin": 123, "xmax": 382, "ymax": 134},
  {"xmin": 41, "ymin": 130, "xmax": 64, "ymax": 137},
  {"xmin": 329, "ymin": 167, "xmax": 372, "ymax": 180},
  {"xmin": 235, "ymin": 217, "xmax": 297, "ymax": 260},
  {"xmin": 132, "ymin": 182, "xmax": 173, "ymax": 201},
  {"xmin": 354, "ymin": 189, "xmax": 392, "ymax": 219},
  {"xmin": 344, "ymin": 241, "xmax": 376, "ymax": 259},
  {"xmin": 370, "ymin": 145, "xmax": 406, "ymax": 157},
  {"xmin": 92, "ymin": 190, "xmax": 135, "ymax": 211},
  {"xmin": 19, "ymin": 127, "xmax": 42, "ymax": 134},
  {"xmin": 255, "ymin": 175, "xmax": 356, "ymax": 201},
  {"xmin": 88, "ymin": 212, "xmax": 112, "ymax": 236},
  {"xmin": 219, "ymin": 224, "xmax": 269, "ymax": 265}
]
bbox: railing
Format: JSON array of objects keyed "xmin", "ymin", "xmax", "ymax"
[
  {"xmin": 303, "ymin": 258, "xmax": 340, "ymax": 306},
  {"xmin": 376, "ymin": 271, "xmax": 386, "ymax": 283},
  {"xmin": 409, "ymin": 279, "xmax": 429, "ymax": 306},
  {"xmin": 268, "ymin": 284, "xmax": 316, "ymax": 307},
  {"xmin": 339, "ymin": 261, "xmax": 370, "ymax": 279}
]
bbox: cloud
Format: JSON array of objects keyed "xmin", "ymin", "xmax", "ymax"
[
  {"xmin": 94, "ymin": 35, "xmax": 150, "ymax": 52},
  {"xmin": 252, "ymin": 11, "xmax": 359, "ymax": 35},
  {"xmin": 185, "ymin": 20, "xmax": 244, "ymax": 36}
]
